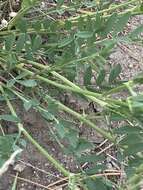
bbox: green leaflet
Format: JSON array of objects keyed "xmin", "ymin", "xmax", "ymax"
[
  {"xmin": 96, "ymin": 69, "xmax": 106, "ymax": 86},
  {"xmin": 5, "ymin": 34, "xmax": 15, "ymax": 51},
  {"xmin": 76, "ymin": 31, "xmax": 93, "ymax": 38},
  {"xmin": 16, "ymin": 33, "xmax": 26, "ymax": 53},
  {"xmin": 22, "ymin": 0, "xmax": 40, "ymax": 9},
  {"xmin": 109, "ymin": 64, "xmax": 122, "ymax": 83},
  {"xmin": 113, "ymin": 12, "xmax": 131, "ymax": 35},
  {"xmin": 17, "ymin": 79, "xmax": 37, "ymax": 87},
  {"xmin": 0, "ymin": 114, "xmax": 21, "ymax": 123}
]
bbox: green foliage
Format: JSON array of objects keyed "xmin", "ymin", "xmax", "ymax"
[
  {"xmin": 109, "ymin": 64, "xmax": 122, "ymax": 83},
  {"xmin": 0, "ymin": 135, "xmax": 15, "ymax": 166},
  {"xmin": 85, "ymin": 178, "xmax": 112, "ymax": 190},
  {"xmin": 17, "ymin": 79, "xmax": 37, "ymax": 87},
  {"xmin": 96, "ymin": 69, "xmax": 106, "ymax": 86},
  {"xmin": 0, "ymin": 115, "xmax": 21, "ymax": 122},
  {"xmin": 113, "ymin": 13, "xmax": 131, "ymax": 35},
  {"xmin": 0, "ymin": 0, "xmax": 143, "ymax": 189},
  {"xmin": 0, "ymin": 134, "xmax": 24, "ymax": 167},
  {"xmin": 84, "ymin": 65, "xmax": 92, "ymax": 86},
  {"xmin": 22, "ymin": 0, "xmax": 40, "ymax": 9}
]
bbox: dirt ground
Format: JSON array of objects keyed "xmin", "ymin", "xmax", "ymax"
[
  {"xmin": 0, "ymin": 5, "xmax": 143, "ymax": 190},
  {"xmin": 0, "ymin": 108, "xmax": 75, "ymax": 190}
]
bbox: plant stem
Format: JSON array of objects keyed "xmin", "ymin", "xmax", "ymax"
[
  {"xmin": 11, "ymin": 172, "xmax": 18, "ymax": 190},
  {"xmin": 127, "ymin": 163, "xmax": 143, "ymax": 188},
  {"xmin": 16, "ymin": 65, "xmax": 108, "ymax": 107},
  {"xmin": 104, "ymin": 80, "xmax": 134, "ymax": 96},
  {"xmin": 2, "ymin": 84, "xmax": 115, "ymax": 142},
  {"xmin": 20, "ymin": 58, "xmax": 101, "ymax": 97},
  {"xmin": 19, "ymin": 124, "xmax": 70, "ymax": 176},
  {"xmin": 0, "ymin": 123, "xmax": 5, "ymax": 136},
  {"xmin": 0, "ymin": 28, "xmax": 61, "ymax": 37},
  {"xmin": 0, "ymin": 85, "xmax": 70, "ymax": 177},
  {"xmin": 68, "ymin": 0, "xmax": 138, "ymax": 22},
  {"xmin": 45, "ymin": 95, "xmax": 116, "ymax": 142},
  {"xmin": 16, "ymin": 64, "xmax": 129, "ymax": 114}
]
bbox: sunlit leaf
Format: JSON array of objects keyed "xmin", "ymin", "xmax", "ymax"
[
  {"xmin": 76, "ymin": 31, "xmax": 93, "ymax": 38},
  {"xmin": 17, "ymin": 79, "xmax": 37, "ymax": 87}
]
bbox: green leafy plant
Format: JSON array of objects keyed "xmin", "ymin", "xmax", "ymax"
[{"xmin": 0, "ymin": 0, "xmax": 143, "ymax": 189}]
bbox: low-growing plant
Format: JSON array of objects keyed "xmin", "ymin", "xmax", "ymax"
[{"xmin": 0, "ymin": 0, "xmax": 143, "ymax": 189}]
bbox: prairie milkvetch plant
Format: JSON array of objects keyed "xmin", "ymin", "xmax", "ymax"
[{"xmin": 0, "ymin": 0, "xmax": 143, "ymax": 189}]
